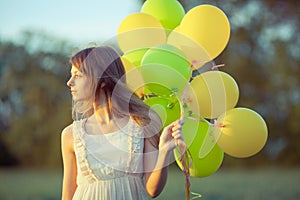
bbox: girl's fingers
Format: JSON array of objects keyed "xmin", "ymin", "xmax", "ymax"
[
  {"xmin": 171, "ymin": 124, "xmax": 182, "ymax": 132},
  {"xmin": 171, "ymin": 119, "xmax": 184, "ymax": 127},
  {"xmin": 172, "ymin": 130, "xmax": 183, "ymax": 139}
]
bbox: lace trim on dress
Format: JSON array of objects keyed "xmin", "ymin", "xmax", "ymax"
[
  {"xmin": 126, "ymin": 120, "xmax": 143, "ymax": 172},
  {"xmin": 73, "ymin": 120, "xmax": 98, "ymax": 183}
]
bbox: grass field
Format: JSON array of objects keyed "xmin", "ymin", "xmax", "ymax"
[{"xmin": 0, "ymin": 166, "xmax": 299, "ymax": 200}]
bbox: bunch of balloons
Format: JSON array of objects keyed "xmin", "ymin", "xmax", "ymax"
[{"xmin": 117, "ymin": 0, "xmax": 268, "ymax": 179}]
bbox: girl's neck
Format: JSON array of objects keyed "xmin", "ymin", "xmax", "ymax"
[
  {"xmin": 93, "ymin": 104, "xmax": 112, "ymax": 125},
  {"xmin": 88, "ymin": 108, "xmax": 130, "ymax": 135}
]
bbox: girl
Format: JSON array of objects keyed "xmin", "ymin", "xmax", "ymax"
[{"xmin": 61, "ymin": 46, "xmax": 185, "ymax": 199}]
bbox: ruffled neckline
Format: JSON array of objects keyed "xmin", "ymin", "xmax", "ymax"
[{"xmin": 81, "ymin": 117, "xmax": 132, "ymax": 137}]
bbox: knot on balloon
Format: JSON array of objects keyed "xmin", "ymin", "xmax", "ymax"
[
  {"xmin": 210, "ymin": 119, "xmax": 225, "ymax": 128},
  {"xmin": 191, "ymin": 59, "xmax": 203, "ymax": 67}
]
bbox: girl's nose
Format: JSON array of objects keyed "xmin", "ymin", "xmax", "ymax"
[{"xmin": 67, "ymin": 77, "xmax": 74, "ymax": 87}]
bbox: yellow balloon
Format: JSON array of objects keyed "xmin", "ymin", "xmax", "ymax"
[
  {"xmin": 180, "ymin": 5, "xmax": 230, "ymax": 59},
  {"xmin": 167, "ymin": 27, "xmax": 212, "ymax": 69},
  {"xmin": 117, "ymin": 13, "xmax": 167, "ymax": 53},
  {"xmin": 214, "ymin": 107, "xmax": 268, "ymax": 158},
  {"xmin": 187, "ymin": 71, "xmax": 239, "ymax": 119},
  {"xmin": 121, "ymin": 57, "xmax": 145, "ymax": 98}
]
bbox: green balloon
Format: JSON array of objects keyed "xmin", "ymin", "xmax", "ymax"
[
  {"xmin": 174, "ymin": 117, "xmax": 224, "ymax": 178},
  {"xmin": 141, "ymin": 44, "xmax": 191, "ymax": 96},
  {"xmin": 144, "ymin": 96, "xmax": 181, "ymax": 128},
  {"xmin": 141, "ymin": 0, "xmax": 185, "ymax": 31},
  {"xmin": 139, "ymin": 63, "xmax": 188, "ymax": 96},
  {"xmin": 142, "ymin": 44, "xmax": 190, "ymax": 78},
  {"xmin": 123, "ymin": 48, "xmax": 149, "ymax": 66}
]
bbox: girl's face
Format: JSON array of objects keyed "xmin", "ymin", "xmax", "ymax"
[{"xmin": 67, "ymin": 66, "xmax": 92, "ymax": 102}]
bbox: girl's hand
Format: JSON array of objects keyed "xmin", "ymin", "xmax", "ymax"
[{"xmin": 158, "ymin": 118, "xmax": 185, "ymax": 152}]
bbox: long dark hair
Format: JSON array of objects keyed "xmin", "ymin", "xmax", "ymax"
[{"xmin": 70, "ymin": 45, "xmax": 161, "ymax": 147}]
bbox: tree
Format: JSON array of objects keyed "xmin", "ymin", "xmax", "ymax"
[{"xmin": 0, "ymin": 31, "xmax": 73, "ymax": 168}]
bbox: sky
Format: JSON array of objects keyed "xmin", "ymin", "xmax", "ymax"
[{"xmin": 0, "ymin": 0, "xmax": 141, "ymax": 45}]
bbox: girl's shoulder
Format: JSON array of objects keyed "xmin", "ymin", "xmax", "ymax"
[
  {"xmin": 62, "ymin": 123, "xmax": 73, "ymax": 134},
  {"xmin": 61, "ymin": 123, "xmax": 75, "ymax": 152},
  {"xmin": 61, "ymin": 123, "xmax": 74, "ymax": 141}
]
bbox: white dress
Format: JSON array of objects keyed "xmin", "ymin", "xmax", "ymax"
[{"xmin": 72, "ymin": 118, "xmax": 150, "ymax": 200}]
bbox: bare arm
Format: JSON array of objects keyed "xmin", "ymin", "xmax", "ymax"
[
  {"xmin": 143, "ymin": 119, "xmax": 184, "ymax": 198},
  {"xmin": 61, "ymin": 124, "xmax": 77, "ymax": 200}
]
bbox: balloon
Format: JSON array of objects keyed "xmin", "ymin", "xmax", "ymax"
[
  {"xmin": 117, "ymin": 13, "xmax": 166, "ymax": 53},
  {"xmin": 167, "ymin": 28, "xmax": 212, "ymax": 69},
  {"xmin": 174, "ymin": 117, "xmax": 224, "ymax": 178},
  {"xmin": 142, "ymin": 44, "xmax": 191, "ymax": 79},
  {"xmin": 121, "ymin": 57, "xmax": 145, "ymax": 97},
  {"xmin": 141, "ymin": 44, "xmax": 191, "ymax": 95},
  {"xmin": 180, "ymin": 4, "xmax": 230, "ymax": 59},
  {"xmin": 143, "ymin": 96, "xmax": 181, "ymax": 128},
  {"xmin": 139, "ymin": 63, "xmax": 189, "ymax": 96},
  {"xmin": 214, "ymin": 107, "xmax": 268, "ymax": 158},
  {"xmin": 186, "ymin": 71, "xmax": 239, "ymax": 119},
  {"xmin": 141, "ymin": 0, "xmax": 185, "ymax": 31},
  {"xmin": 122, "ymin": 48, "xmax": 149, "ymax": 67}
]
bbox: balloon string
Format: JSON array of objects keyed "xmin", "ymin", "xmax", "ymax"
[
  {"xmin": 178, "ymin": 64, "xmax": 193, "ymax": 200},
  {"xmin": 191, "ymin": 192, "xmax": 203, "ymax": 199},
  {"xmin": 191, "ymin": 59, "xmax": 225, "ymax": 71},
  {"xmin": 176, "ymin": 145, "xmax": 191, "ymax": 200},
  {"xmin": 185, "ymin": 116, "xmax": 225, "ymax": 128},
  {"xmin": 178, "ymin": 61, "xmax": 225, "ymax": 199},
  {"xmin": 211, "ymin": 63, "xmax": 225, "ymax": 70}
]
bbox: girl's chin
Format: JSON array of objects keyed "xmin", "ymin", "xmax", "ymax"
[{"xmin": 72, "ymin": 98, "xmax": 91, "ymax": 104}]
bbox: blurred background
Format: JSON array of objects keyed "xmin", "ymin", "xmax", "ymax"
[{"xmin": 0, "ymin": 0, "xmax": 299, "ymax": 199}]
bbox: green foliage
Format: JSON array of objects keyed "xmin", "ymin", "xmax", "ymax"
[{"xmin": 0, "ymin": 32, "xmax": 73, "ymax": 168}]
